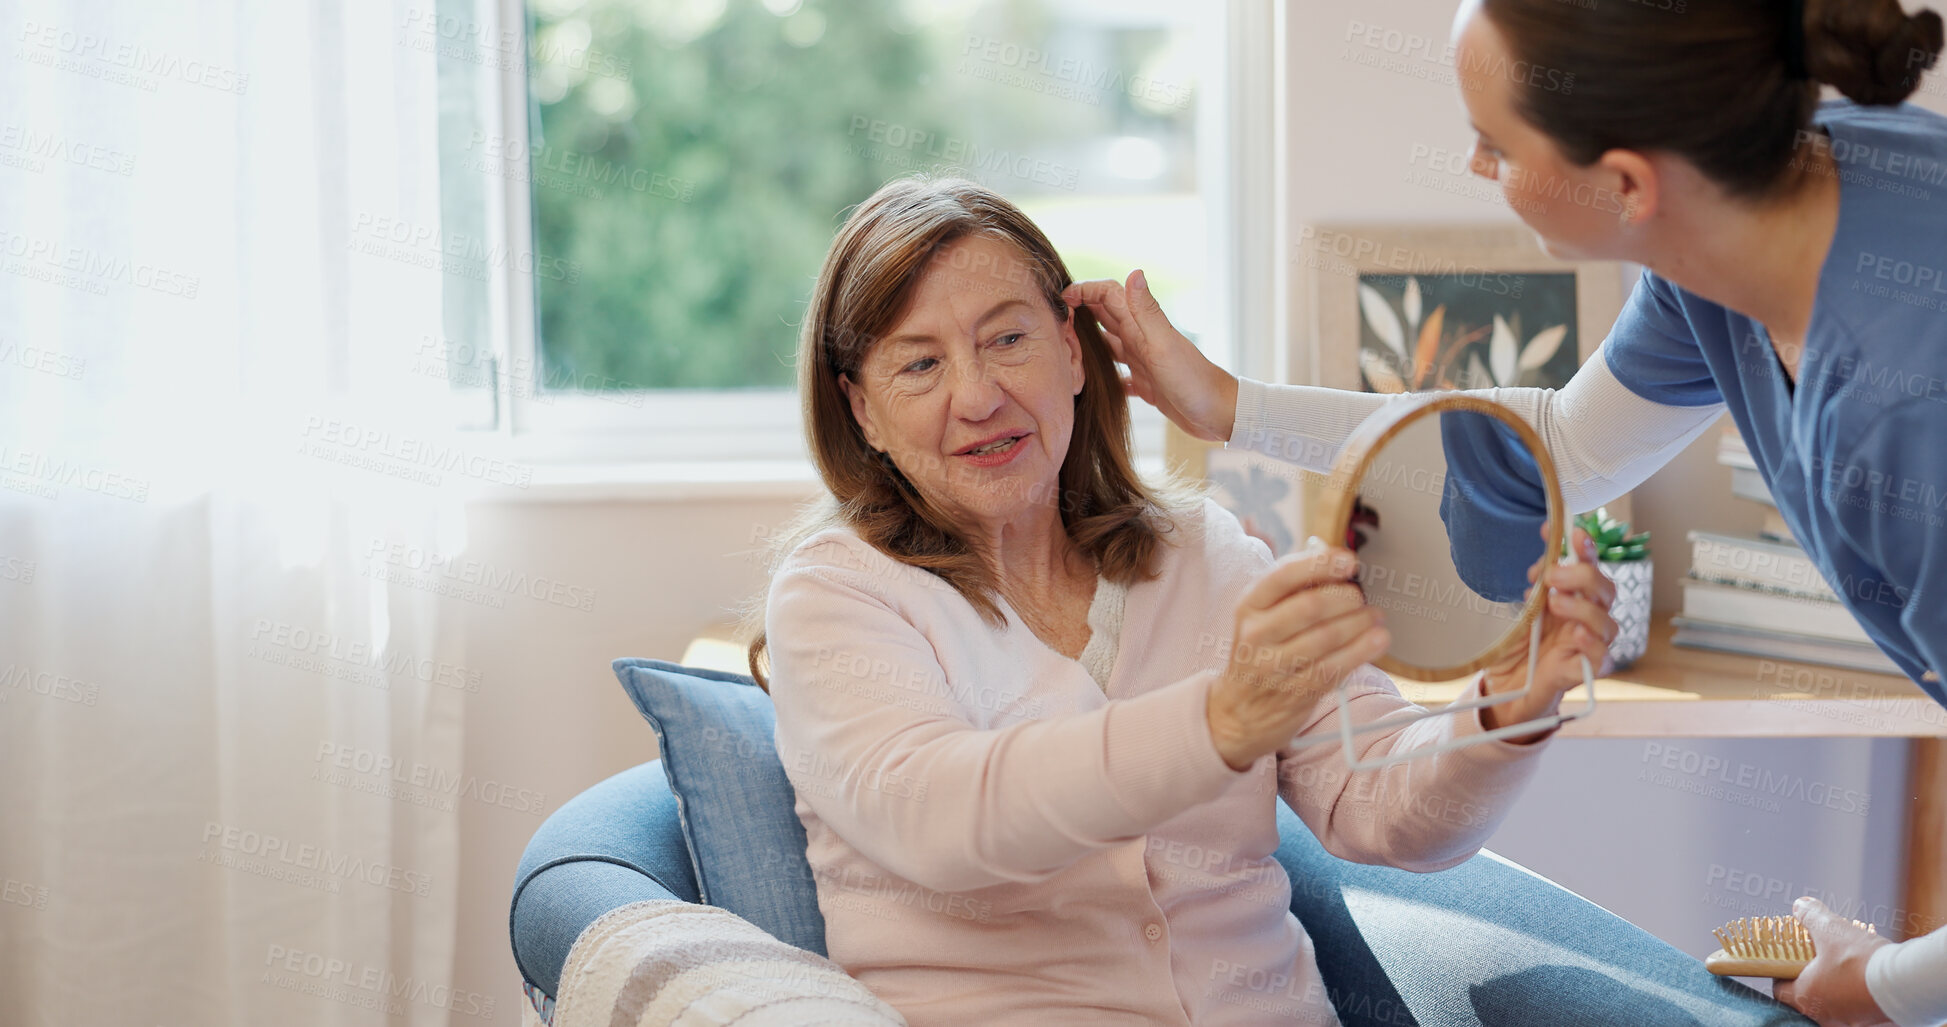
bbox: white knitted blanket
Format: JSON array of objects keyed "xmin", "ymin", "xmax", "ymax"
[{"xmin": 548, "ymin": 899, "xmax": 907, "ymax": 1027}]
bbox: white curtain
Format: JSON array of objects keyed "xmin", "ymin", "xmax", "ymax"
[{"xmin": 0, "ymin": 1, "xmax": 486, "ymax": 1022}]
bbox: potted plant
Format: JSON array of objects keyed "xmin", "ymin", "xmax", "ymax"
[{"xmin": 1569, "ymin": 507, "xmax": 1652, "ymax": 671}]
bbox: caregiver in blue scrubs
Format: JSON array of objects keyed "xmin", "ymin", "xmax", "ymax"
[{"xmin": 1069, "ymin": 0, "xmax": 1947, "ymax": 1024}]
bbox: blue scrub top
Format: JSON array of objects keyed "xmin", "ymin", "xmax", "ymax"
[
  {"xmin": 1440, "ymin": 410, "xmax": 1549, "ymax": 603},
  {"xmin": 1604, "ymin": 99, "xmax": 1947, "ymax": 702}
]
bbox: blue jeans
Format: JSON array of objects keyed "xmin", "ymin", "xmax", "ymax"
[{"xmin": 1272, "ymin": 801, "xmax": 1810, "ymax": 1026}]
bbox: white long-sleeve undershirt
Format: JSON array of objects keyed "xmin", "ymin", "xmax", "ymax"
[
  {"xmin": 1224, "ymin": 346, "xmax": 1725, "ymax": 515},
  {"xmin": 1869, "ymin": 927, "xmax": 1947, "ymax": 1027}
]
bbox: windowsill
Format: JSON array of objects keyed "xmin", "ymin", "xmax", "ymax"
[
  {"xmin": 475, "ymin": 454, "xmax": 1174, "ymax": 504},
  {"xmin": 480, "ymin": 460, "xmax": 825, "ymax": 504}
]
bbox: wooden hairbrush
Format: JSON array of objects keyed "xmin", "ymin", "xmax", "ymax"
[{"xmin": 1705, "ymin": 915, "xmax": 1876, "ymax": 978}]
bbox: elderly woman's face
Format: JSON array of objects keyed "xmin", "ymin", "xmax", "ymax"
[{"xmin": 840, "ymin": 234, "xmax": 1084, "ymax": 530}]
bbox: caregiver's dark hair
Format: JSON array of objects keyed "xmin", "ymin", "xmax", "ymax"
[
  {"xmin": 1481, "ymin": 0, "xmax": 1944, "ymax": 199},
  {"xmin": 741, "ymin": 176, "xmax": 1200, "ymax": 692}
]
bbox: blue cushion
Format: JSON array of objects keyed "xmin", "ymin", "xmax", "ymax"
[{"xmin": 610, "ymin": 658, "xmax": 828, "ymax": 956}]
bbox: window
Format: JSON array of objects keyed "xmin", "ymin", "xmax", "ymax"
[{"xmin": 442, "ymin": 0, "xmax": 1268, "ymax": 466}]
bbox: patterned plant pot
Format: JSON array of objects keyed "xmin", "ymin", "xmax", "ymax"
[{"xmin": 1602, "ymin": 558, "xmax": 1653, "ymax": 672}]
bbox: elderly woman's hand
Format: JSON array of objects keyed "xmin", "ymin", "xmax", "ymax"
[
  {"xmin": 1479, "ymin": 526, "xmax": 1616, "ymax": 741},
  {"xmin": 1206, "ymin": 539, "xmax": 1390, "ymax": 771},
  {"xmin": 1063, "ymin": 271, "xmax": 1239, "ymax": 444}
]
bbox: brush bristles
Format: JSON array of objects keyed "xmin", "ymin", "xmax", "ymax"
[
  {"xmin": 1712, "ymin": 917, "xmax": 1815, "ymax": 962},
  {"xmin": 1711, "ymin": 915, "xmax": 1877, "ymax": 961}
]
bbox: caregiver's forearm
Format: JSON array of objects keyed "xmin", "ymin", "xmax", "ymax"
[
  {"xmin": 1223, "ymin": 349, "xmax": 1726, "ymax": 515},
  {"xmin": 1868, "ymin": 925, "xmax": 1947, "ymax": 1027}
]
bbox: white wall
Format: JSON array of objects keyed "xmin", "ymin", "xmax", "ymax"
[
  {"xmin": 448, "ymin": 0, "xmax": 1947, "ymax": 1010},
  {"xmin": 450, "ymin": 492, "xmax": 817, "ymax": 1007}
]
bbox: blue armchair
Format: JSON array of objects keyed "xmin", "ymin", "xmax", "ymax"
[{"xmin": 510, "ymin": 662, "xmax": 1811, "ymax": 1026}]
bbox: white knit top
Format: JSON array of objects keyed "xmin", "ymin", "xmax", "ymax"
[{"xmin": 1077, "ymin": 574, "xmax": 1128, "ymax": 693}]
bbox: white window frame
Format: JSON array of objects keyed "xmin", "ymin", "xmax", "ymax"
[{"xmin": 483, "ymin": 0, "xmax": 1278, "ymax": 476}]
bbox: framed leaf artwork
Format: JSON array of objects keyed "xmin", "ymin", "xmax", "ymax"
[
  {"xmin": 1304, "ymin": 223, "xmax": 1622, "ymax": 394},
  {"xmin": 1354, "ymin": 272, "xmax": 1578, "ymax": 392}
]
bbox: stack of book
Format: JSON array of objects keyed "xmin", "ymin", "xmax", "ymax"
[{"xmin": 1670, "ymin": 429, "xmax": 1900, "ymax": 675}]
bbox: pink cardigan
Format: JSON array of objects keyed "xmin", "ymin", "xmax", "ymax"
[{"xmin": 765, "ymin": 497, "xmax": 1551, "ymax": 1025}]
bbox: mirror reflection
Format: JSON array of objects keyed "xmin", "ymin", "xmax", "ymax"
[{"xmin": 1348, "ymin": 408, "xmax": 1553, "ymax": 673}]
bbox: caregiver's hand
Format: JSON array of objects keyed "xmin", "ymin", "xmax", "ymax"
[
  {"xmin": 1479, "ymin": 526, "xmax": 1615, "ymax": 742},
  {"xmin": 1771, "ymin": 898, "xmax": 1894, "ymax": 1027},
  {"xmin": 1206, "ymin": 539, "xmax": 1390, "ymax": 771},
  {"xmin": 1064, "ymin": 271, "xmax": 1239, "ymax": 443}
]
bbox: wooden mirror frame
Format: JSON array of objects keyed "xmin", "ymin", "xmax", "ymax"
[{"xmin": 1316, "ymin": 393, "xmax": 1566, "ymax": 683}]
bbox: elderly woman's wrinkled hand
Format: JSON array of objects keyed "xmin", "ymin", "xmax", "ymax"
[
  {"xmin": 1205, "ymin": 539, "xmax": 1391, "ymax": 771},
  {"xmin": 1480, "ymin": 526, "xmax": 1616, "ymax": 740}
]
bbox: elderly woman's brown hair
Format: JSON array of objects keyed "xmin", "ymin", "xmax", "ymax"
[{"xmin": 741, "ymin": 176, "xmax": 1203, "ymax": 691}]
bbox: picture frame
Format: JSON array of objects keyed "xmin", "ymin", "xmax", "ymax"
[{"xmin": 1308, "ymin": 222, "xmax": 1622, "ymax": 397}]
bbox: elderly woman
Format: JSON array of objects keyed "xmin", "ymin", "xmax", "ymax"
[{"xmin": 744, "ymin": 176, "xmax": 1615, "ymax": 1026}]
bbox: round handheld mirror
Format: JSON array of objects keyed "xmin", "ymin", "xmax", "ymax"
[{"xmin": 1316, "ymin": 394, "xmax": 1566, "ymax": 683}]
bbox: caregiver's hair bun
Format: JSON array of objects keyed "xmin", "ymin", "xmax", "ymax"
[{"xmin": 1806, "ymin": 0, "xmax": 1944, "ymax": 106}]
